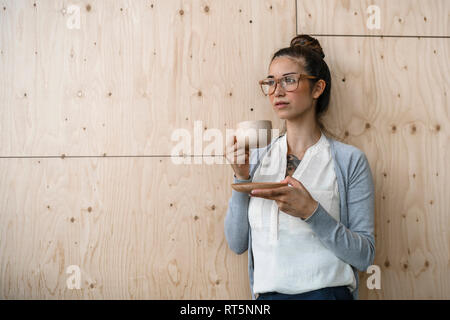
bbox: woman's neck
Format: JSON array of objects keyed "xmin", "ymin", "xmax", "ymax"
[{"xmin": 286, "ymin": 118, "xmax": 322, "ymax": 159}]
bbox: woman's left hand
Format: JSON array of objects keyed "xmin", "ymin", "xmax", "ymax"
[{"xmin": 250, "ymin": 176, "xmax": 319, "ymax": 220}]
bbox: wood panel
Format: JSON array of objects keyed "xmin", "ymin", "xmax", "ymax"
[
  {"xmin": 0, "ymin": 156, "xmax": 252, "ymax": 299},
  {"xmin": 320, "ymin": 37, "xmax": 449, "ymax": 143},
  {"xmin": 297, "ymin": 1, "xmax": 449, "ymax": 299},
  {"xmin": 1, "ymin": 0, "xmax": 449, "ymax": 300},
  {"xmin": 316, "ymin": 36, "xmax": 449, "ymax": 299},
  {"xmin": 0, "ymin": 0, "xmax": 290, "ymax": 156},
  {"xmin": 0, "ymin": 0, "xmax": 296, "ymax": 299},
  {"xmin": 297, "ymin": 0, "xmax": 449, "ymax": 36}
]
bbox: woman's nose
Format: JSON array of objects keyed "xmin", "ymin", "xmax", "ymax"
[{"xmin": 274, "ymin": 84, "xmax": 285, "ymax": 96}]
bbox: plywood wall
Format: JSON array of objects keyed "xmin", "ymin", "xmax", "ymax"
[
  {"xmin": 0, "ymin": 0, "xmax": 292, "ymax": 299},
  {"xmin": 297, "ymin": 0, "xmax": 449, "ymax": 299},
  {"xmin": 0, "ymin": 0, "xmax": 448, "ymax": 299}
]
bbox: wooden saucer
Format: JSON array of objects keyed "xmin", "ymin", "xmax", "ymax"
[{"xmin": 231, "ymin": 182, "xmax": 288, "ymax": 194}]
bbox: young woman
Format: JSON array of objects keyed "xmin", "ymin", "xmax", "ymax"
[{"xmin": 224, "ymin": 35, "xmax": 375, "ymax": 300}]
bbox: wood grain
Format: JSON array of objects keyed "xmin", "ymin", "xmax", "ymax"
[
  {"xmin": 0, "ymin": 0, "xmax": 287, "ymax": 156},
  {"xmin": 0, "ymin": 0, "xmax": 448, "ymax": 300},
  {"xmin": 0, "ymin": 0, "xmax": 294, "ymax": 299},
  {"xmin": 0, "ymin": 156, "xmax": 254, "ymax": 299},
  {"xmin": 297, "ymin": 0, "xmax": 449, "ymax": 36},
  {"xmin": 315, "ymin": 35, "xmax": 449, "ymax": 300}
]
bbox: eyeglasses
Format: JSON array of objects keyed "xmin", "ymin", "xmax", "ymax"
[{"xmin": 258, "ymin": 73, "xmax": 318, "ymax": 96}]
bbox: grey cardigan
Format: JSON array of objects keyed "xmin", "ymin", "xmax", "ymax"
[{"xmin": 224, "ymin": 133, "xmax": 375, "ymax": 300}]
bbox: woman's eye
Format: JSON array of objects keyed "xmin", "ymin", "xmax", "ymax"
[
  {"xmin": 266, "ymin": 80, "xmax": 275, "ymax": 86},
  {"xmin": 284, "ymin": 77, "xmax": 295, "ymax": 83}
]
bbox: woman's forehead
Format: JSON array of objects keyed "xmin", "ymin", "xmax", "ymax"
[{"xmin": 269, "ymin": 56, "xmax": 305, "ymax": 76}]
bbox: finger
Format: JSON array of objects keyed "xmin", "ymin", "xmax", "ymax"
[
  {"xmin": 225, "ymin": 146, "xmax": 239, "ymax": 160},
  {"xmin": 226, "ymin": 148, "xmax": 245, "ymax": 160},
  {"xmin": 224, "ymin": 152, "xmax": 235, "ymax": 164},
  {"xmin": 225, "ymin": 134, "xmax": 236, "ymax": 148},
  {"xmin": 235, "ymin": 147, "xmax": 246, "ymax": 156},
  {"xmin": 236, "ymin": 151, "xmax": 249, "ymax": 159},
  {"xmin": 226, "ymin": 147, "xmax": 245, "ymax": 163},
  {"xmin": 235, "ymin": 142, "xmax": 249, "ymax": 153},
  {"xmin": 224, "ymin": 143, "xmax": 233, "ymax": 154},
  {"xmin": 250, "ymin": 192, "xmax": 283, "ymax": 201},
  {"xmin": 225, "ymin": 151, "xmax": 246, "ymax": 165},
  {"xmin": 251, "ymin": 187, "xmax": 285, "ymax": 198},
  {"xmin": 234, "ymin": 152, "xmax": 248, "ymax": 164},
  {"xmin": 225, "ymin": 152, "xmax": 248, "ymax": 165},
  {"xmin": 225, "ymin": 142, "xmax": 240, "ymax": 155},
  {"xmin": 224, "ymin": 137, "xmax": 234, "ymax": 154},
  {"xmin": 227, "ymin": 142, "xmax": 244, "ymax": 154}
]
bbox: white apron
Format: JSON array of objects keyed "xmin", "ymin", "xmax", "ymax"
[
  {"xmin": 248, "ymin": 131, "xmax": 356, "ymax": 294},
  {"xmin": 249, "ymin": 131, "xmax": 338, "ymax": 244}
]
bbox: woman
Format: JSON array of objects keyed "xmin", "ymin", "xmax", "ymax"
[{"xmin": 224, "ymin": 35, "xmax": 375, "ymax": 300}]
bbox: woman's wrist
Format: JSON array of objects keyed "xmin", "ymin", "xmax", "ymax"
[
  {"xmin": 234, "ymin": 173, "xmax": 250, "ymax": 180},
  {"xmin": 301, "ymin": 200, "xmax": 319, "ymax": 220}
]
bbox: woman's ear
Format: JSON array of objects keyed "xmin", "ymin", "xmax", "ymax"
[{"xmin": 312, "ymin": 79, "xmax": 326, "ymax": 99}]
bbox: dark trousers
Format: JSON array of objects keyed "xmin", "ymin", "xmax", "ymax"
[{"xmin": 256, "ymin": 286, "xmax": 353, "ymax": 300}]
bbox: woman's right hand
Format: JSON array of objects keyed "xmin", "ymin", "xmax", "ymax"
[{"xmin": 224, "ymin": 135, "xmax": 250, "ymax": 180}]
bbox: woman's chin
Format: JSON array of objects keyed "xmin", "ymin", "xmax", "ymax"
[{"xmin": 274, "ymin": 108, "xmax": 289, "ymax": 118}]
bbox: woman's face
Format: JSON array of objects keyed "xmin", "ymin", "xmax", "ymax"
[{"xmin": 267, "ymin": 56, "xmax": 323, "ymax": 120}]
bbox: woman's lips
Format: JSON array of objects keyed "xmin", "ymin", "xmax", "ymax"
[{"xmin": 275, "ymin": 103, "xmax": 289, "ymax": 109}]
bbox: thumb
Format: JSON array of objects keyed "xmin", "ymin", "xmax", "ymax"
[{"xmin": 282, "ymin": 175, "xmax": 303, "ymax": 188}]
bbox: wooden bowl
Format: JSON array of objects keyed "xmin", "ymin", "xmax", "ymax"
[{"xmin": 231, "ymin": 182, "xmax": 288, "ymax": 194}]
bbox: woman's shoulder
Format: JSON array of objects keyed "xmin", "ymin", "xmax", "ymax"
[
  {"xmin": 328, "ymin": 137, "xmax": 364, "ymax": 157},
  {"xmin": 326, "ymin": 136, "xmax": 370, "ymax": 173}
]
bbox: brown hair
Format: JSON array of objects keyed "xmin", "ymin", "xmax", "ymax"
[{"xmin": 270, "ymin": 34, "xmax": 340, "ymax": 141}]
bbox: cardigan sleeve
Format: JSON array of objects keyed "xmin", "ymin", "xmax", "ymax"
[
  {"xmin": 224, "ymin": 175, "xmax": 252, "ymax": 254},
  {"xmin": 303, "ymin": 150, "xmax": 376, "ymax": 272},
  {"xmin": 224, "ymin": 149, "xmax": 261, "ymax": 255}
]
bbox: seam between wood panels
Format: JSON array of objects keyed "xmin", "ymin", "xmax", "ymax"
[{"xmin": 309, "ymin": 34, "xmax": 450, "ymax": 38}]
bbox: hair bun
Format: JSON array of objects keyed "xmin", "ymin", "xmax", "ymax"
[{"xmin": 290, "ymin": 34, "xmax": 325, "ymax": 59}]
